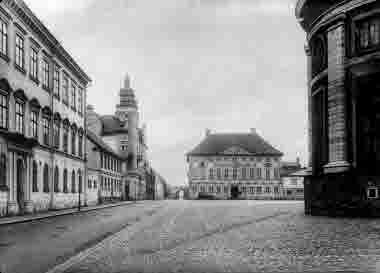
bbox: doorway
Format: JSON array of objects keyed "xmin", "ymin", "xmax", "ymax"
[
  {"xmin": 230, "ymin": 185, "xmax": 240, "ymax": 199},
  {"xmin": 16, "ymin": 158, "xmax": 25, "ymax": 214},
  {"xmin": 356, "ymin": 77, "xmax": 380, "ymax": 176}
]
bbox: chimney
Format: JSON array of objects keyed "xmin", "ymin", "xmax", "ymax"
[
  {"xmin": 250, "ymin": 128, "xmax": 256, "ymax": 134},
  {"xmin": 205, "ymin": 128, "xmax": 211, "ymax": 137}
]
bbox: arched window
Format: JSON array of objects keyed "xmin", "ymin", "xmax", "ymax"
[
  {"xmin": 71, "ymin": 126, "xmax": 77, "ymax": 155},
  {"xmin": 78, "ymin": 170, "xmax": 82, "ymax": 193},
  {"xmin": 54, "ymin": 166, "xmax": 59, "ymax": 193},
  {"xmin": 0, "ymin": 153, "xmax": 6, "ymax": 187},
  {"xmin": 0, "ymin": 92, "xmax": 8, "ymax": 130},
  {"xmin": 71, "ymin": 170, "xmax": 76, "ymax": 193},
  {"xmin": 43, "ymin": 164, "xmax": 49, "ymax": 193},
  {"xmin": 32, "ymin": 160, "xmax": 38, "ymax": 192},
  {"xmin": 63, "ymin": 169, "xmax": 68, "ymax": 193}
]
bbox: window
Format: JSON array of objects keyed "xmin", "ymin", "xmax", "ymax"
[
  {"xmin": 63, "ymin": 169, "xmax": 68, "ymax": 193},
  {"xmin": 78, "ymin": 170, "xmax": 82, "ymax": 194},
  {"xmin": 53, "ymin": 119, "xmax": 60, "ymax": 149},
  {"xmin": 63, "ymin": 123, "xmax": 69, "ymax": 153},
  {"xmin": 0, "ymin": 20, "xmax": 7, "ymax": 57},
  {"xmin": 43, "ymin": 164, "xmax": 49, "ymax": 193},
  {"xmin": 71, "ymin": 83, "xmax": 76, "ymax": 110},
  {"xmin": 15, "ymin": 101, "xmax": 24, "ymax": 134},
  {"xmin": 15, "ymin": 34, "xmax": 24, "ymax": 69},
  {"xmin": 32, "ymin": 161, "xmax": 38, "ymax": 192},
  {"xmin": 274, "ymin": 187, "xmax": 279, "ymax": 194},
  {"xmin": 200, "ymin": 185, "xmax": 205, "ymax": 192},
  {"xmin": 62, "ymin": 75, "xmax": 69, "ymax": 104},
  {"xmin": 53, "ymin": 66, "xmax": 60, "ymax": 98},
  {"xmin": 71, "ymin": 128, "xmax": 76, "ymax": 155},
  {"xmin": 78, "ymin": 132, "xmax": 83, "ymax": 157},
  {"xmin": 208, "ymin": 185, "xmax": 213, "ymax": 193},
  {"xmin": 242, "ymin": 168, "xmax": 246, "ymax": 179},
  {"xmin": 42, "ymin": 59, "xmax": 50, "ymax": 89},
  {"xmin": 224, "ymin": 186, "xmax": 228, "ymax": 193},
  {"xmin": 0, "ymin": 153, "xmax": 6, "ymax": 187},
  {"xmin": 209, "ymin": 168, "xmax": 214, "ymax": 180},
  {"xmin": 358, "ymin": 17, "xmax": 380, "ymax": 50},
  {"xmin": 216, "ymin": 168, "xmax": 221, "ymax": 179},
  {"xmin": 265, "ymin": 187, "xmax": 271, "ymax": 193},
  {"xmin": 54, "ymin": 166, "xmax": 59, "ymax": 193},
  {"xmin": 224, "ymin": 168, "xmax": 229, "ymax": 179},
  {"xmin": 71, "ymin": 170, "xmax": 76, "ymax": 193},
  {"xmin": 42, "ymin": 116, "xmax": 50, "ymax": 146},
  {"xmin": 0, "ymin": 93, "xmax": 7, "ymax": 129},
  {"xmin": 265, "ymin": 168, "xmax": 270, "ymax": 180},
  {"xmin": 257, "ymin": 168, "xmax": 262, "ymax": 179},
  {"xmin": 216, "ymin": 185, "xmax": 221, "ymax": 193},
  {"xmin": 30, "ymin": 48, "xmax": 38, "ymax": 80},
  {"xmin": 232, "ymin": 168, "xmax": 237, "ymax": 180},
  {"xmin": 257, "ymin": 186, "xmax": 262, "ymax": 194},
  {"xmin": 250, "ymin": 187, "xmax": 254, "ymax": 194},
  {"xmin": 30, "ymin": 111, "xmax": 38, "ymax": 139},
  {"xmin": 78, "ymin": 88, "xmax": 83, "ymax": 115},
  {"xmin": 249, "ymin": 168, "xmax": 254, "ymax": 178}
]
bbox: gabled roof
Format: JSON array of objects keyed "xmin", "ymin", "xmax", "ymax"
[
  {"xmin": 100, "ymin": 115, "xmax": 128, "ymax": 135},
  {"xmin": 87, "ymin": 130, "xmax": 125, "ymax": 159},
  {"xmin": 187, "ymin": 133, "xmax": 283, "ymax": 157}
]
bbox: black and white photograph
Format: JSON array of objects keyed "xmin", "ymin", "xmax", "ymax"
[{"xmin": 1, "ymin": 0, "xmax": 380, "ymax": 272}]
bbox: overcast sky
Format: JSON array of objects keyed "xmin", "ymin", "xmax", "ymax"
[{"xmin": 24, "ymin": 0, "xmax": 307, "ymax": 186}]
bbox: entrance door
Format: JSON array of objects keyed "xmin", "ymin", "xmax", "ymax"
[
  {"xmin": 231, "ymin": 185, "xmax": 240, "ymax": 199},
  {"xmin": 16, "ymin": 158, "xmax": 25, "ymax": 214},
  {"xmin": 125, "ymin": 183, "xmax": 130, "ymax": 200}
]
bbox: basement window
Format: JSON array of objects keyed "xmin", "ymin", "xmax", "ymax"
[{"xmin": 367, "ymin": 187, "xmax": 379, "ymax": 199}]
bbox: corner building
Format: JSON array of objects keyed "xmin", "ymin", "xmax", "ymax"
[
  {"xmin": 296, "ymin": 0, "xmax": 380, "ymax": 216},
  {"xmin": 0, "ymin": 0, "xmax": 91, "ymax": 216},
  {"xmin": 186, "ymin": 129, "xmax": 283, "ymax": 200},
  {"xmin": 86, "ymin": 75, "xmax": 149, "ymax": 201}
]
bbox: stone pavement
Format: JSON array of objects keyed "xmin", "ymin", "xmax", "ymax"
[
  {"xmin": 0, "ymin": 201, "xmax": 135, "ymax": 226},
  {"xmin": 48, "ymin": 200, "xmax": 380, "ymax": 273}
]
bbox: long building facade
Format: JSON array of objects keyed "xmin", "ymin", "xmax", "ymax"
[
  {"xmin": 187, "ymin": 129, "xmax": 283, "ymax": 200},
  {"xmin": 0, "ymin": 0, "xmax": 91, "ymax": 216},
  {"xmin": 296, "ymin": 0, "xmax": 380, "ymax": 216}
]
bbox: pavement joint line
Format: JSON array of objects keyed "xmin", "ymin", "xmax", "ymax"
[
  {"xmin": 0, "ymin": 201, "xmax": 140, "ymax": 226},
  {"xmin": 44, "ymin": 204, "xmax": 172, "ymax": 273}
]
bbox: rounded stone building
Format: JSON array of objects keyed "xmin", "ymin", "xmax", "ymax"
[{"xmin": 296, "ymin": 0, "xmax": 380, "ymax": 216}]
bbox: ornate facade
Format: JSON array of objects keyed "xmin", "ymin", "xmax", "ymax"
[
  {"xmin": 186, "ymin": 129, "xmax": 283, "ymax": 200},
  {"xmin": 0, "ymin": 0, "xmax": 91, "ymax": 216},
  {"xmin": 86, "ymin": 75, "xmax": 151, "ymax": 201},
  {"xmin": 296, "ymin": 0, "xmax": 380, "ymax": 216}
]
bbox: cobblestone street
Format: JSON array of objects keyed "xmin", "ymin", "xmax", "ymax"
[{"xmin": 41, "ymin": 200, "xmax": 380, "ymax": 273}]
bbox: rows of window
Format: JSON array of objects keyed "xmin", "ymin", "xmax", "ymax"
[
  {"xmin": 192, "ymin": 184, "xmax": 280, "ymax": 194},
  {"xmin": 204, "ymin": 167, "xmax": 280, "ymax": 180},
  {"xmin": 31, "ymin": 162, "xmax": 83, "ymax": 194},
  {"xmin": 195, "ymin": 157, "xmax": 279, "ymax": 164},
  {"xmin": 0, "ymin": 90, "xmax": 84, "ymax": 157},
  {"xmin": 100, "ymin": 176, "xmax": 122, "ymax": 193},
  {"xmin": 100, "ymin": 153, "xmax": 122, "ymax": 172},
  {"xmin": 0, "ymin": 18, "xmax": 84, "ymax": 115}
]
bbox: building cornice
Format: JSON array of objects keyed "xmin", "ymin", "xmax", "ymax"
[{"xmin": 4, "ymin": 0, "xmax": 91, "ymax": 86}]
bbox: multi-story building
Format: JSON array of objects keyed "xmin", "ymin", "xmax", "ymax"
[
  {"xmin": 86, "ymin": 130, "xmax": 124, "ymax": 205},
  {"xmin": 86, "ymin": 75, "xmax": 153, "ymax": 201},
  {"xmin": 296, "ymin": 0, "xmax": 380, "ymax": 216},
  {"xmin": 186, "ymin": 129, "xmax": 283, "ymax": 200},
  {"xmin": 0, "ymin": 0, "xmax": 91, "ymax": 216}
]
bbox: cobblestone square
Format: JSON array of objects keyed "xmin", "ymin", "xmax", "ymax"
[{"xmin": 50, "ymin": 200, "xmax": 380, "ymax": 273}]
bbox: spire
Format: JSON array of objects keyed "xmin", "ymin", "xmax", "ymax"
[{"xmin": 118, "ymin": 73, "xmax": 137, "ymax": 109}]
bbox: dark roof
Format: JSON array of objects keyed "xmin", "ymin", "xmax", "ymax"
[
  {"xmin": 87, "ymin": 130, "xmax": 125, "ymax": 159},
  {"xmin": 100, "ymin": 115, "xmax": 128, "ymax": 135},
  {"xmin": 187, "ymin": 133, "xmax": 283, "ymax": 156}
]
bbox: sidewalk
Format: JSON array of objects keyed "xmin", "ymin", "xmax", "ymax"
[{"xmin": 0, "ymin": 201, "xmax": 136, "ymax": 226}]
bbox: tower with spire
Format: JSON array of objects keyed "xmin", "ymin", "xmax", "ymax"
[{"xmin": 115, "ymin": 74, "xmax": 139, "ymax": 127}]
